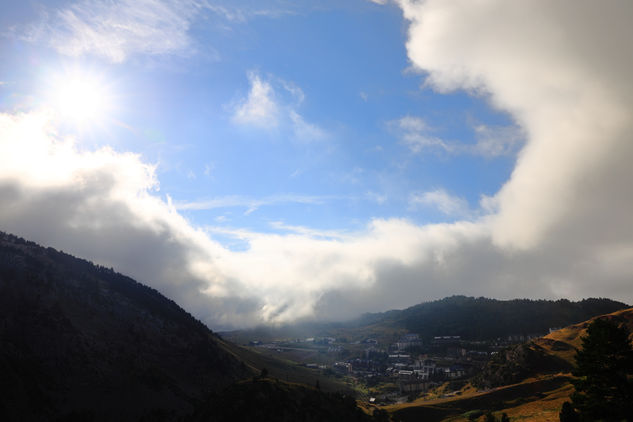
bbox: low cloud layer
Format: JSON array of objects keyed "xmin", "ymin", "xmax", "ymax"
[{"xmin": 2, "ymin": 1, "xmax": 633, "ymax": 329}]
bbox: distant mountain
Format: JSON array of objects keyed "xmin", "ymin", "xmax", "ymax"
[
  {"xmin": 226, "ymin": 296, "xmax": 629, "ymax": 345},
  {"xmin": 0, "ymin": 231, "xmax": 253, "ymax": 421},
  {"xmin": 357, "ymin": 295, "xmax": 629, "ymax": 341}
]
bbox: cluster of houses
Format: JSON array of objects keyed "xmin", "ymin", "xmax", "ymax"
[
  {"xmin": 327, "ymin": 334, "xmax": 473, "ymax": 395},
  {"xmin": 249, "ymin": 330, "xmax": 552, "ymax": 399}
]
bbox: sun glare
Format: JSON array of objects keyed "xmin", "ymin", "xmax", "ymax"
[{"xmin": 46, "ymin": 68, "xmax": 114, "ymax": 129}]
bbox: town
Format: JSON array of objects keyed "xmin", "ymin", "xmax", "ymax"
[{"xmin": 242, "ymin": 331, "xmax": 548, "ymax": 404}]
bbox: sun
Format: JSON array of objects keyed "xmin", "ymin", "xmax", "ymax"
[{"xmin": 46, "ymin": 68, "xmax": 114, "ymax": 128}]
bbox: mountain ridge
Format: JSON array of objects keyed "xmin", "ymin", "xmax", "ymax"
[
  {"xmin": 225, "ymin": 295, "xmax": 629, "ymax": 345},
  {"xmin": 0, "ymin": 231, "xmax": 253, "ymax": 421}
]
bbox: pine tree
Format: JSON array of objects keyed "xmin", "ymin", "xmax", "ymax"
[
  {"xmin": 559, "ymin": 401, "xmax": 578, "ymax": 422},
  {"xmin": 568, "ymin": 318, "xmax": 633, "ymax": 421},
  {"xmin": 484, "ymin": 412, "xmax": 497, "ymax": 422}
]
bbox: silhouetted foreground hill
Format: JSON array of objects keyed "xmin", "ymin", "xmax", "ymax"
[
  {"xmin": 189, "ymin": 378, "xmax": 387, "ymax": 422},
  {"xmin": 0, "ymin": 231, "xmax": 253, "ymax": 421}
]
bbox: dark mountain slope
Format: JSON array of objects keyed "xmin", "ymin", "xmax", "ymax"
[
  {"xmin": 359, "ymin": 295, "xmax": 629, "ymax": 341},
  {"xmin": 0, "ymin": 231, "xmax": 253, "ymax": 421},
  {"xmin": 189, "ymin": 377, "xmax": 388, "ymax": 422},
  {"xmin": 226, "ymin": 296, "xmax": 629, "ymax": 345}
]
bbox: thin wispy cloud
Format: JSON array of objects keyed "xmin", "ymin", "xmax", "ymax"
[
  {"xmin": 392, "ymin": 115, "xmax": 523, "ymax": 157},
  {"xmin": 24, "ymin": 0, "xmax": 205, "ymax": 63},
  {"xmin": 409, "ymin": 189, "xmax": 472, "ymax": 218},
  {"xmin": 232, "ymin": 71, "xmax": 328, "ymax": 142},
  {"xmin": 268, "ymin": 221, "xmax": 349, "ymax": 240},
  {"xmin": 175, "ymin": 194, "xmax": 330, "ymax": 215}
]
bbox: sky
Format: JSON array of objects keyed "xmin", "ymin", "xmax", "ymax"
[{"xmin": 0, "ymin": 0, "xmax": 632, "ymax": 329}]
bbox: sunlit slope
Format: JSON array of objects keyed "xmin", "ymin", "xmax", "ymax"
[
  {"xmin": 535, "ymin": 307, "xmax": 633, "ymax": 365},
  {"xmin": 386, "ymin": 307, "xmax": 633, "ymax": 422}
]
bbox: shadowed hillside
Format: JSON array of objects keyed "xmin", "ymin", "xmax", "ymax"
[
  {"xmin": 189, "ymin": 377, "xmax": 388, "ymax": 422},
  {"xmin": 362, "ymin": 295, "xmax": 629, "ymax": 341},
  {"xmin": 0, "ymin": 231, "xmax": 254, "ymax": 421},
  {"xmin": 226, "ymin": 296, "xmax": 629, "ymax": 345}
]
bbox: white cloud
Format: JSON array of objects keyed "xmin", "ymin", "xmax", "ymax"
[
  {"xmin": 391, "ymin": 115, "xmax": 451, "ymax": 153},
  {"xmin": 2, "ymin": 1, "xmax": 633, "ymax": 330},
  {"xmin": 398, "ymin": 0, "xmax": 633, "ymax": 250},
  {"xmin": 410, "ymin": 189, "xmax": 471, "ymax": 218},
  {"xmin": 365, "ymin": 191, "xmax": 387, "ymax": 205},
  {"xmin": 175, "ymin": 194, "xmax": 328, "ymax": 215},
  {"xmin": 471, "ymin": 124, "xmax": 524, "ymax": 157},
  {"xmin": 392, "ymin": 115, "xmax": 522, "ymax": 157},
  {"xmin": 289, "ymin": 110, "xmax": 328, "ymax": 142},
  {"xmin": 232, "ymin": 72, "xmax": 280, "ymax": 129},
  {"xmin": 25, "ymin": 0, "xmax": 206, "ymax": 63},
  {"xmin": 231, "ymin": 71, "xmax": 327, "ymax": 142}
]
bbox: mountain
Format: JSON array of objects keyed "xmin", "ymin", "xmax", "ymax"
[
  {"xmin": 0, "ymin": 231, "xmax": 254, "ymax": 421},
  {"xmin": 225, "ymin": 296, "xmax": 629, "ymax": 345},
  {"xmin": 361, "ymin": 295, "xmax": 629, "ymax": 341},
  {"xmin": 388, "ymin": 306, "xmax": 633, "ymax": 422},
  {"xmin": 189, "ymin": 377, "xmax": 388, "ymax": 422},
  {"xmin": 475, "ymin": 306, "xmax": 633, "ymax": 389},
  {"xmin": 534, "ymin": 306, "xmax": 633, "ymax": 365}
]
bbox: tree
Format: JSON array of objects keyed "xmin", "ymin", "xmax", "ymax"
[
  {"xmin": 559, "ymin": 401, "xmax": 579, "ymax": 422},
  {"xmin": 484, "ymin": 412, "xmax": 497, "ymax": 422},
  {"xmin": 566, "ymin": 318, "xmax": 633, "ymax": 421},
  {"xmin": 260, "ymin": 367, "xmax": 268, "ymax": 379}
]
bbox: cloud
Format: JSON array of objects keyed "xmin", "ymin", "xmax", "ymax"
[
  {"xmin": 392, "ymin": 117, "xmax": 452, "ymax": 153},
  {"xmin": 232, "ymin": 72, "xmax": 280, "ymax": 129},
  {"xmin": 471, "ymin": 124, "xmax": 524, "ymax": 157},
  {"xmin": 392, "ymin": 115, "xmax": 523, "ymax": 157},
  {"xmin": 409, "ymin": 189, "xmax": 471, "ymax": 218},
  {"xmin": 398, "ymin": 0, "xmax": 633, "ymax": 250},
  {"xmin": 365, "ymin": 191, "xmax": 387, "ymax": 205},
  {"xmin": 2, "ymin": 1, "xmax": 633, "ymax": 330},
  {"xmin": 24, "ymin": 0, "xmax": 207, "ymax": 63},
  {"xmin": 174, "ymin": 194, "xmax": 329, "ymax": 215},
  {"xmin": 232, "ymin": 72, "xmax": 327, "ymax": 142}
]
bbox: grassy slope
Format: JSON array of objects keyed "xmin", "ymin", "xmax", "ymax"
[
  {"xmin": 387, "ymin": 375, "xmax": 570, "ymax": 422},
  {"xmin": 385, "ymin": 307, "xmax": 633, "ymax": 422},
  {"xmin": 535, "ymin": 307, "xmax": 633, "ymax": 364},
  {"xmin": 218, "ymin": 337, "xmax": 350, "ymax": 393}
]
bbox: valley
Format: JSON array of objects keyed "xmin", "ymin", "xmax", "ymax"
[{"xmin": 1, "ymin": 230, "xmax": 631, "ymax": 421}]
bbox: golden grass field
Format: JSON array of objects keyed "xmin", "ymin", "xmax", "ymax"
[{"xmin": 379, "ymin": 307, "xmax": 633, "ymax": 421}]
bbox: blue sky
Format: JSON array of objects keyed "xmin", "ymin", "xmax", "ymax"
[
  {"xmin": 1, "ymin": 0, "xmax": 519, "ymax": 238},
  {"xmin": 1, "ymin": 0, "xmax": 632, "ymax": 328}
]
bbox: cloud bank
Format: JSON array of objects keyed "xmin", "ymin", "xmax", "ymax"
[{"xmin": 2, "ymin": 1, "xmax": 633, "ymax": 329}]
